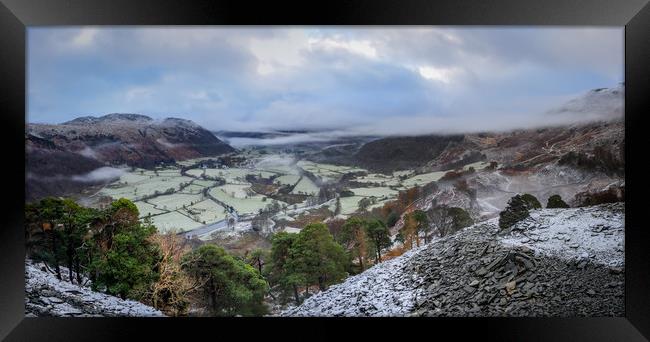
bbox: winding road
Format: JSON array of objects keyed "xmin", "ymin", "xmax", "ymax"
[{"xmin": 180, "ymin": 218, "xmax": 230, "ymax": 239}]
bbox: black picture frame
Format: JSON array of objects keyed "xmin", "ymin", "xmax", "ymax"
[{"xmin": 1, "ymin": 0, "xmax": 649, "ymax": 340}]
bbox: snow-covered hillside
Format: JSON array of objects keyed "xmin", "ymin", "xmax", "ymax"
[
  {"xmin": 282, "ymin": 203, "xmax": 624, "ymax": 317},
  {"xmin": 281, "ymin": 246, "xmax": 427, "ymax": 317},
  {"xmin": 500, "ymin": 205, "xmax": 624, "ymax": 267},
  {"xmin": 25, "ymin": 260, "xmax": 165, "ymax": 317},
  {"xmin": 547, "ymin": 84, "xmax": 624, "ymax": 123}
]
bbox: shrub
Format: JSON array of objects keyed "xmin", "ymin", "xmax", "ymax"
[
  {"xmin": 427, "ymin": 205, "xmax": 473, "ymax": 238},
  {"xmin": 546, "ymin": 194, "xmax": 570, "ymax": 208},
  {"xmin": 499, "ymin": 195, "xmax": 530, "ymax": 230},
  {"xmin": 521, "ymin": 193, "xmax": 542, "ymax": 209},
  {"xmin": 448, "ymin": 207, "xmax": 474, "ymax": 230}
]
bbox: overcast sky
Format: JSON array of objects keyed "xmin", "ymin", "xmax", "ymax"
[{"xmin": 28, "ymin": 27, "xmax": 623, "ymax": 135}]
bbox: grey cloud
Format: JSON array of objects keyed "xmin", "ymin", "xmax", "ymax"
[
  {"xmin": 28, "ymin": 27, "xmax": 623, "ymax": 135},
  {"xmin": 71, "ymin": 167, "xmax": 125, "ymax": 182}
]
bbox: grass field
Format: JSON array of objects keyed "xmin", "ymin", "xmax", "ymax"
[
  {"xmin": 348, "ymin": 186, "xmax": 398, "ymax": 198},
  {"xmin": 183, "ymin": 199, "xmax": 228, "ymax": 224},
  {"xmin": 100, "ymin": 175, "xmax": 195, "ymax": 201},
  {"xmin": 96, "ymin": 154, "xmax": 490, "ymax": 232},
  {"xmin": 354, "ymin": 173, "xmax": 402, "ymax": 187},
  {"xmin": 148, "ymin": 193, "xmax": 204, "ymax": 211},
  {"xmin": 150, "ymin": 211, "xmax": 204, "ymax": 233},
  {"xmin": 401, "ymin": 171, "xmax": 446, "ymax": 188},
  {"xmin": 182, "ymin": 183, "xmax": 207, "ymax": 194},
  {"xmin": 134, "ymin": 201, "xmax": 165, "ymax": 218},
  {"xmin": 274, "ymin": 174, "xmax": 301, "ymax": 186},
  {"xmin": 291, "ymin": 177, "xmax": 319, "ymax": 195},
  {"xmin": 209, "ymin": 186, "xmax": 273, "ymax": 214}
]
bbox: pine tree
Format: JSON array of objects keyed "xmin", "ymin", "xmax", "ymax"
[
  {"xmin": 410, "ymin": 210, "xmax": 429, "ymax": 246},
  {"xmin": 290, "ymin": 223, "xmax": 348, "ymax": 291},
  {"xmin": 267, "ymin": 232, "xmax": 303, "ymax": 305},
  {"xmin": 340, "ymin": 217, "xmax": 368, "ymax": 271},
  {"xmin": 364, "ymin": 219, "xmax": 392, "ymax": 262},
  {"xmin": 182, "ymin": 245, "xmax": 268, "ymax": 316}
]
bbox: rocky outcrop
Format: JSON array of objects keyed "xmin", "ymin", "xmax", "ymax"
[
  {"xmin": 281, "ymin": 203, "xmax": 624, "ymax": 317},
  {"xmin": 25, "ymin": 260, "xmax": 165, "ymax": 317}
]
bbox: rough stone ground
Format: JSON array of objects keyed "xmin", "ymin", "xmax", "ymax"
[
  {"xmin": 280, "ymin": 246, "xmax": 427, "ymax": 316},
  {"xmin": 25, "ymin": 260, "xmax": 165, "ymax": 317},
  {"xmin": 282, "ymin": 203, "xmax": 624, "ymax": 317}
]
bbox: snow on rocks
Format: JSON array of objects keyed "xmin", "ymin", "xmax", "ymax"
[
  {"xmin": 25, "ymin": 260, "xmax": 165, "ymax": 317},
  {"xmin": 499, "ymin": 203, "xmax": 624, "ymax": 267},
  {"xmin": 281, "ymin": 246, "xmax": 427, "ymax": 317},
  {"xmin": 282, "ymin": 203, "xmax": 624, "ymax": 317}
]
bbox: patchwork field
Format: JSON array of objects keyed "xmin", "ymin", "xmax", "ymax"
[
  {"xmin": 348, "ymin": 187, "xmax": 398, "ymax": 198},
  {"xmin": 218, "ymin": 184, "xmax": 255, "ymax": 199},
  {"xmin": 94, "ymin": 154, "xmax": 487, "ymax": 233},
  {"xmin": 291, "ymin": 177, "xmax": 319, "ymax": 195},
  {"xmin": 149, "ymin": 211, "xmax": 204, "ymax": 233},
  {"xmin": 338, "ymin": 196, "xmax": 368, "ymax": 215},
  {"xmin": 354, "ymin": 173, "xmax": 403, "ymax": 187},
  {"xmin": 134, "ymin": 201, "xmax": 165, "ymax": 217},
  {"xmin": 184, "ymin": 199, "xmax": 228, "ymax": 224},
  {"xmin": 99, "ymin": 175, "xmax": 195, "ymax": 201},
  {"xmin": 186, "ymin": 167, "xmax": 277, "ymax": 182},
  {"xmin": 256, "ymin": 159, "xmax": 301, "ymax": 175},
  {"xmin": 401, "ymin": 171, "xmax": 446, "ymax": 188},
  {"xmin": 192, "ymin": 179, "xmax": 219, "ymax": 187},
  {"xmin": 335, "ymin": 188, "xmax": 397, "ymax": 217},
  {"xmin": 275, "ymin": 174, "xmax": 301, "ymax": 187},
  {"xmin": 209, "ymin": 186, "xmax": 273, "ymax": 214},
  {"xmin": 148, "ymin": 193, "xmax": 204, "ymax": 211},
  {"xmin": 182, "ymin": 184, "xmax": 208, "ymax": 194},
  {"xmin": 296, "ymin": 161, "xmax": 364, "ymax": 182}
]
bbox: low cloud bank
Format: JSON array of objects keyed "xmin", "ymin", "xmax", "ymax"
[
  {"xmin": 221, "ymin": 131, "xmax": 355, "ymax": 148},
  {"xmin": 71, "ymin": 167, "xmax": 124, "ymax": 183}
]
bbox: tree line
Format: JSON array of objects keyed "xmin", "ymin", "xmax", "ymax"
[
  {"xmin": 25, "ymin": 182, "xmax": 492, "ymax": 314},
  {"xmin": 25, "ymin": 197, "xmax": 267, "ymax": 316}
]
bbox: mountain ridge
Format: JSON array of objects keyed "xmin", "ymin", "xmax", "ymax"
[{"xmin": 26, "ymin": 113, "xmax": 236, "ymax": 201}]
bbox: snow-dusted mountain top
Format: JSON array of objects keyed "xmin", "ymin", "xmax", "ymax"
[
  {"xmin": 547, "ymin": 84, "xmax": 624, "ymax": 122},
  {"xmin": 60, "ymin": 113, "xmax": 202, "ymax": 128}
]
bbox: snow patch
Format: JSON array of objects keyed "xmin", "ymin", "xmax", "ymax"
[
  {"xmin": 499, "ymin": 204, "xmax": 624, "ymax": 267},
  {"xmin": 25, "ymin": 260, "xmax": 165, "ymax": 317},
  {"xmin": 281, "ymin": 246, "xmax": 427, "ymax": 317}
]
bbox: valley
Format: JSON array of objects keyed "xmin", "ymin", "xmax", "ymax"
[
  {"xmin": 22, "ymin": 26, "xmax": 629, "ymax": 322},
  {"xmin": 24, "ymin": 87, "xmax": 626, "ymax": 317},
  {"xmin": 84, "ymin": 148, "xmax": 491, "ymax": 239}
]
